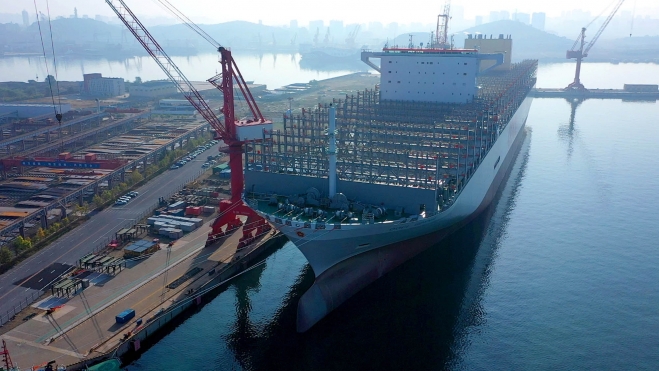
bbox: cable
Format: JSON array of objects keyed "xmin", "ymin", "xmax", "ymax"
[
  {"xmin": 152, "ymin": 0, "xmax": 220, "ymax": 49},
  {"xmin": 33, "ymin": 0, "xmax": 57, "ymax": 118},
  {"xmin": 44, "ymin": 0, "xmax": 63, "ymax": 123},
  {"xmin": 630, "ymin": 0, "xmax": 637, "ymax": 37}
]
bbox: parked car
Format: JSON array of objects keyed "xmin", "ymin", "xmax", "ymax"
[
  {"xmin": 114, "ymin": 200, "xmax": 127, "ymax": 206},
  {"xmin": 170, "ymin": 164, "xmax": 179, "ymax": 170}
]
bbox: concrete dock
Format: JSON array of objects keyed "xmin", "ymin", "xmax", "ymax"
[
  {"xmin": 531, "ymin": 88, "xmax": 659, "ymax": 100},
  {"xmin": 0, "ymin": 218, "xmax": 283, "ymax": 369}
]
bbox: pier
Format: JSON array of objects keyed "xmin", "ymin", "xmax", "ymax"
[{"xmin": 531, "ymin": 85, "xmax": 659, "ymax": 101}]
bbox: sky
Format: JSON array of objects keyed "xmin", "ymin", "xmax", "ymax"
[{"xmin": 12, "ymin": 0, "xmax": 659, "ymax": 26}]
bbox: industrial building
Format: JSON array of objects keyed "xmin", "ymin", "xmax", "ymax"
[
  {"xmin": 154, "ymin": 99, "xmax": 197, "ymax": 115},
  {"xmin": 0, "ymin": 103, "xmax": 72, "ymax": 119},
  {"xmin": 81, "ymin": 73, "xmax": 126, "ymax": 97},
  {"xmin": 129, "ymin": 81, "xmax": 178, "ymax": 98}
]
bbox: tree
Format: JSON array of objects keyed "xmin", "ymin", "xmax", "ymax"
[
  {"xmin": 134, "ymin": 76, "xmax": 142, "ymax": 84},
  {"xmin": 93, "ymin": 194, "xmax": 103, "ymax": 206},
  {"xmin": 13, "ymin": 236, "xmax": 32, "ymax": 253},
  {"xmin": 45, "ymin": 75, "xmax": 56, "ymax": 85},
  {"xmin": 35, "ymin": 228, "xmax": 46, "ymax": 241},
  {"xmin": 0, "ymin": 246, "xmax": 12, "ymax": 264},
  {"xmin": 130, "ymin": 171, "xmax": 144, "ymax": 184}
]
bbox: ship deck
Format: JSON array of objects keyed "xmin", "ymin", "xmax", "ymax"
[
  {"xmin": 248, "ymin": 196, "xmax": 415, "ymax": 226},
  {"xmin": 244, "ymin": 60, "xmax": 538, "ymax": 215}
]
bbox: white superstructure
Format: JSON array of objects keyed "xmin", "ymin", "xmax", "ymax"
[{"xmin": 379, "ymin": 49, "xmax": 479, "ymax": 103}]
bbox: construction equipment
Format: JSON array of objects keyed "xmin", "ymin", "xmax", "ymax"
[
  {"xmin": 565, "ymin": 0, "xmax": 625, "ymax": 90},
  {"xmin": 345, "ymin": 25, "xmax": 360, "ymax": 46},
  {"xmin": 105, "ymin": 0, "xmax": 272, "ymax": 246},
  {"xmin": 1, "ymin": 340, "xmax": 16, "ymax": 371},
  {"xmin": 433, "ymin": 0, "xmax": 451, "ymax": 49}
]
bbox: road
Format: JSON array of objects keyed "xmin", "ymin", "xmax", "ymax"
[{"xmin": 0, "ymin": 142, "xmax": 222, "ymax": 324}]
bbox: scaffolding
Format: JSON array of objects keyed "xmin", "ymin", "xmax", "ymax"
[{"xmin": 246, "ymin": 60, "xmax": 537, "ymax": 211}]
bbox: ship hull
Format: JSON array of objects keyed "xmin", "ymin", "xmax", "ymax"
[{"xmin": 260, "ymin": 96, "xmax": 533, "ymax": 332}]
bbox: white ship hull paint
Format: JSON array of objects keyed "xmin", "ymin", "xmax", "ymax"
[{"xmin": 258, "ymin": 96, "xmax": 533, "ymax": 332}]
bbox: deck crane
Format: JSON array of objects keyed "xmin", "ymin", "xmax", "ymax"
[
  {"xmin": 565, "ymin": 0, "xmax": 625, "ymax": 90},
  {"xmin": 105, "ymin": 0, "xmax": 272, "ymax": 246},
  {"xmin": 433, "ymin": 0, "xmax": 451, "ymax": 49}
]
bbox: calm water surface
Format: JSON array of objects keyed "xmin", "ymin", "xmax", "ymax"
[
  {"xmin": 118, "ymin": 63, "xmax": 659, "ymax": 370},
  {"xmin": 0, "ymin": 52, "xmax": 362, "ymax": 90}
]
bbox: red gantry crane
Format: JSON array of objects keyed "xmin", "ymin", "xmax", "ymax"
[
  {"xmin": 105, "ymin": 0, "xmax": 272, "ymax": 246},
  {"xmin": 565, "ymin": 0, "xmax": 625, "ymax": 90}
]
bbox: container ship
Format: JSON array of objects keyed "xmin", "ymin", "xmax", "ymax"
[{"xmin": 243, "ymin": 34, "xmax": 537, "ymax": 332}]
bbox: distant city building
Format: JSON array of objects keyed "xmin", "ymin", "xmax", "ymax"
[
  {"xmin": 515, "ymin": 12, "xmax": 531, "ymax": 25},
  {"xmin": 531, "ymin": 12, "xmax": 546, "ymax": 30},
  {"xmin": 81, "ymin": 73, "xmax": 126, "ymax": 97},
  {"xmin": 329, "ymin": 20, "xmax": 344, "ymax": 39},
  {"xmin": 475, "ymin": 16, "xmax": 483, "ymax": 26},
  {"xmin": 22, "ymin": 10, "xmax": 29, "ymax": 27},
  {"xmin": 489, "ymin": 10, "xmax": 510, "ymax": 22},
  {"xmin": 74, "ymin": 7, "xmax": 78, "ymax": 18},
  {"xmin": 385, "ymin": 22, "xmax": 399, "ymax": 37},
  {"xmin": 308, "ymin": 20, "xmax": 324, "ymax": 34},
  {"xmin": 452, "ymin": 5, "xmax": 465, "ymax": 22},
  {"xmin": 369, "ymin": 21, "xmax": 384, "ymax": 35},
  {"xmin": 129, "ymin": 81, "xmax": 177, "ymax": 98}
]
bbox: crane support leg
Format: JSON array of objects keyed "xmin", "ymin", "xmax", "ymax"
[{"xmin": 206, "ymin": 200, "xmax": 271, "ymax": 247}]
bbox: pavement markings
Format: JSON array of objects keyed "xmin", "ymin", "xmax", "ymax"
[{"xmin": 0, "ymin": 334, "xmax": 85, "ymax": 359}]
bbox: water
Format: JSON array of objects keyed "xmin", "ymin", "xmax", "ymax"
[{"xmin": 0, "ymin": 52, "xmax": 364, "ymax": 90}]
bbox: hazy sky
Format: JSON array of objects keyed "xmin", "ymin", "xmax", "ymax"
[{"xmin": 14, "ymin": 0, "xmax": 659, "ymax": 25}]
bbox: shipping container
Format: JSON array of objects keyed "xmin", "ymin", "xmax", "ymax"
[{"xmin": 116, "ymin": 308, "xmax": 135, "ymax": 324}]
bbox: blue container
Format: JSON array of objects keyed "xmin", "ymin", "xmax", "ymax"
[{"xmin": 115, "ymin": 308, "xmax": 136, "ymax": 324}]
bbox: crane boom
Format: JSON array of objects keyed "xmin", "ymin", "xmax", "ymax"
[
  {"xmin": 155, "ymin": 0, "xmax": 220, "ymax": 49},
  {"xmin": 565, "ymin": 0, "xmax": 625, "ymax": 90},
  {"xmin": 584, "ymin": 0, "xmax": 625, "ymax": 56},
  {"xmin": 106, "ymin": 0, "xmax": 273, "ymax": 246},
  {"xmin": 104, "ymin": 0, "xmax": 228, "ymax": 139},
  {"xmin": 434, "ymin": 0, "xmax": 451, "ymax": 48}
]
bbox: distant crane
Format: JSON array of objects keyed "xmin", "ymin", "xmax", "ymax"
[
  {"xmin": 565, "ymin": 0, "xmax": 625, "ymax": 90},
  {"xmin": 433, "ymin": 0, "xmax": 451, "ymax": 49},
  {"xmin": 105, "ymin": 0, "xmax": 272, "ymax": 246},
  {"xmin": 323, "ymin": 27, "xmax": 331, "ymax": 44},
  {"xmin": 345, "ymin": 25, "xmax": 360, "ymax": 47}
]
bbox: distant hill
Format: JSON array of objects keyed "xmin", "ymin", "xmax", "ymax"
[
  {"xmin": 150, "ymin": 21, "xmax": 299, "ymax": 51},
  {"xmin": 456, "ymin": 20, "xmax": 572, "ymax": 60},
  {"xmin": 27, "ymin": 18, "xmax": 122, "ymax": 43}
]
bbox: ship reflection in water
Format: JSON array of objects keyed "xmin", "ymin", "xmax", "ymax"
[{"xmin": 224, "ymin": 131, "xmax": 532, "ymax": 370}]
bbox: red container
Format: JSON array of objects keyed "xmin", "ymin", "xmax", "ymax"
[{"xmin": 185, "ymin": 206, "xmax": 202, "ymax": 216}]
